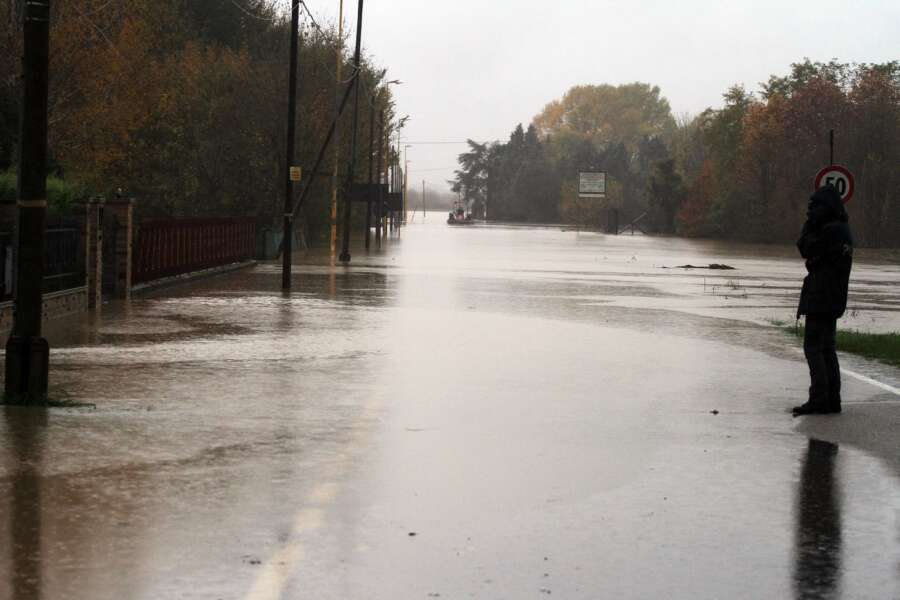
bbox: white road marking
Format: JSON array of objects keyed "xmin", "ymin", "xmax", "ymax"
[
  {"xmin": 241, "ymin": 481, "xmax": 340, "ymax": 600},
  {"xmin": 242, "ymin": 401, "xmax": 381, "ymax": 600},
  {"xmin": 841, "ymin": 367, "xmax": 900, "ymax": 397},
  {"xmin": 789, "ymin": 346, "xmax": 900, "ymax": 397}
]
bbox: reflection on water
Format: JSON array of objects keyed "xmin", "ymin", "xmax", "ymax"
[
  {"xmin": 794, "ymin": 439, "xmax": 841, "ymax": 600},
  {"xmin": 5, "ymin": 408, "xmax": 46, "ymax": 600}
]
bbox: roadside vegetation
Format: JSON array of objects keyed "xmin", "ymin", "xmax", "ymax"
[
  {"xmin": 772, "ymin": 320, "xmax": 900, "ymax": 368},
  {"xmin": 0, "ymin": 0, "xmax": 395, "ymax": 241},
  {"xmin": 0, "ymin": 171, "xmax": 84, "ymax": 216},
  {"xmin": 452, "ymin": 60, "xmax": 900, "ymax": 248}
]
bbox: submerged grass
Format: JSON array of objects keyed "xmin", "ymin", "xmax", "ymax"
[{"xmin": 771, "ymin": 319, "xmax": 900, "ymax": 368}]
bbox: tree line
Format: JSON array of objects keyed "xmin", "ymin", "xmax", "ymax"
[
  {"xmin": 0, "ymin": 0, "xmax": 396, "ymax": 241},
  {"xmin": 452, "ymin": 60, "xmax": 899, "ymax": 247}
]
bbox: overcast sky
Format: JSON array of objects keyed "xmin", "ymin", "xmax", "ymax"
[{"xmin": 300, "ymin": 0, "xmax": 899, "ymax": 191}]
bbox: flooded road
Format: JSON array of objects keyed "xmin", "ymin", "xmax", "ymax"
[{"xmin": 1, "ymin": 216, "xmax": 899, "ymax": 599}]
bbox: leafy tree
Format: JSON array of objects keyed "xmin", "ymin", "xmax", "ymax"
[
  {"xmin": 451, "ymin": 139, "xmax": 493, "ymax": 217},
  {"xmin": 647, "ymin": 159, "xmax": 685, "ymax": 233},
  {"xmin": 675, "ymin": 61, "xmax": 899, "ymax": 246},
  {"xmin": 0, "ymin": 0, "xmax": 395, "ymax": 242}
]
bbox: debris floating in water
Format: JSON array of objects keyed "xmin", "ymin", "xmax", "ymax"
[{"xmin": 664, "ymin": 263, "xmax": 736, "ymax": 270}]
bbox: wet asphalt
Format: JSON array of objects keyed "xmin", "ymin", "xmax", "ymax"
[{"xmin": 1, "ymin": 215, "xmax": 899, "ymax": 599}]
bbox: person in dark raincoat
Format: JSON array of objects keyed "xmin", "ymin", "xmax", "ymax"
[{"xmin": 793, "ymin": 184, "xmax": 853, "ymax": 416}]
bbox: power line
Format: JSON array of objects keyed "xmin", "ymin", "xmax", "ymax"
[
  {"xmin": 227, "ymin": 0, "xmax": 283, "ymax": 22},
  {"xmin": 299, "ymin": 1, "xmax": 325, "ymax": 37}
]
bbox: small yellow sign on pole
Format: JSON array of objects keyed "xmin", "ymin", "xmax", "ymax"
[{"xmin": 289, "ymin": 166, "xmax": 302, "ymax": 182}]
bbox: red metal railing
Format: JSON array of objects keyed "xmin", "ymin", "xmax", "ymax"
[{"xmin": 132, "ymin": 217, "xmax": 256, "ymax": 285}]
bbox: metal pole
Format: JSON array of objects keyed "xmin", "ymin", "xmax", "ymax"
[
  {"xmin": 390, "ymin": 145, "xmax": 395, "ymax": 233},
  {"xmin": 375, "ymin": 110, "xmax": 384, "ymax": 248},
  {"xmin": 338, "ymin": 0, "xmax": 364, "ymax": 263},
  {"xmin": 282, "ymin": 1, "xmax": 300, "ymax": 291},
  {"xmin": 365, "ymin": 101, "xmax": 375, "ymax": 249},
  {"xmin": 383, "ymin": 128, "xmax": 390, "ymax": 240},
  {"xmin": 403, "ymin": 147, "xmax": 409, "ymax": 224},
  {"xmin": 5, "ymin": 0, "xmax": 51, "ymax": 404},
  {"xmin": 829, "ymin": 129, "xmax": 834, "ymax": 165}
]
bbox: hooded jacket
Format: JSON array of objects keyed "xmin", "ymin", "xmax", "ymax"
[{"xmin": 796, "ymin": 185, "xmax": 853, "ymax": 318}]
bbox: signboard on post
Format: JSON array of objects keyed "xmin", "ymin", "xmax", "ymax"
[
  {"xmin": 814, "ymin": 165, "xmax": 854, "ymax": 203},
  {"xmin": 579, "ymin": 171, "xmax": 607, "ymax": 198},
  {"xmin": 289, "ymin": 166, "xmax": 302, "ymax": 182},
  {"xmin": 387, "ymin": 192, "xmax": 403, "ymax": 212},
  {"xmin": 348, "ymin": 183, "xmax": 389, "ymax": 203}
]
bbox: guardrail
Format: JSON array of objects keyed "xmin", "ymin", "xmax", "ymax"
[
  {"xmin": 0, "ymin": 228, "xmax": 85, "ymax": 300},
  {"xmin": 132, "ymin": 217, "xmax": 256, "ymax": 285}
]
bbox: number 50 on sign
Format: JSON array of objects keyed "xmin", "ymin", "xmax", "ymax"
[{"xmin": 814, "ymin": 165, "xmax": 854, "ymax": 203}]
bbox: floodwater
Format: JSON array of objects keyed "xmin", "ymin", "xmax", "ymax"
[{"xmin": 1, "ymin": 214, "xmax": 899, "ymax": 599}]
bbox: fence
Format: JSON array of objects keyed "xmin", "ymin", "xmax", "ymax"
[
  {"xmin": 0, "ymin": 227, "xmax": 85, "ymax": 300},
  {"xmin": 132, "ymin": 217, "xmax": 256, "ymax": 285}
]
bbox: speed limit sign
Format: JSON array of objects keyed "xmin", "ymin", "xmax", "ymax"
[{"xmin": 814, "ymin": 165, "xmax": 855, "ymax": 203}]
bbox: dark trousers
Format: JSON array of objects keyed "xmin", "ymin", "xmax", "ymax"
[{"xmin": 803, "ymin": 315, "xmax": 840, "ymax": 408}]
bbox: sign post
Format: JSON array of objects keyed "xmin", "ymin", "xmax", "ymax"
[{"xmin": 577, "ymin": 171, "xmax": 608, "ymax": 233}]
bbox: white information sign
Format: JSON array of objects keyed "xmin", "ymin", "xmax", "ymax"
[{"xmin": 579, "ymin": 171, "xmax": 606, "ymax": 198}]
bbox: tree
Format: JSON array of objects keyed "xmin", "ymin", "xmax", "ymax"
[
  {"xmin": 451, "ymin": 140, "xmax": 492, "ymax": 217},
  {"xmin": 533, "ymin": 83, "xmax": 677, "ymax": 224},
  {"xmin": 647, "ymin": 159, "xmax": 685, "ymax": 233},
  {"xmin": 0, "ymin": 0, "xmax": 395, "ymax": 242}
]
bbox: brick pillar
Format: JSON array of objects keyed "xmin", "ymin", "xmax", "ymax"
[
  {"xmin": 83, "ymin": 198, "xmax": 104, "ymax": 309},
  {"xmin": 106, "ymin": 199, "xmax": 134, "ymax": 300}
]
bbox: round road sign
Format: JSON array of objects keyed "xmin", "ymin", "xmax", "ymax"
[{"xmin": 814, "ymin": 164, "xmax": 855, "ymax": 203}]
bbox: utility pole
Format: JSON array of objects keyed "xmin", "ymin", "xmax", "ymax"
[
  {"xmin": 329, "ymin": 0, "xmax": 344, "ymax": 257},
  {"xmin": 281, "ymin": 1, "xmax": 301, "ymax": 291},
  {"xmin": 403, "ymin": 145, "xmax": 412, "ymax": 224},
  {"xmin": 375, "ymin": 109, "xmax": 384, "ymax": 249},
  {"xmin": 5, "ymin": 0, "xmax": 51, "ymax": 404},
  {"xmin": 338, "ymin": 0, "xmax": 365, "ymax": 263},
  {"xmin": 365, "ymin": 101, "xmax": 375, "ymax": 250},
  {"xmin": 389, "ymin": 145, "xmax": 395, "ymax": 233},
  {"xmin": 422, "ymin": 180, "xmax": 426, "ymax": 219}
]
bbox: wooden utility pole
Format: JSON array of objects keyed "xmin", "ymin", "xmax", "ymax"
[
  {"xmin": 338, "ymin": 0, "xmax": 365, "ymax": 263},
  {"xmin": 5, "ymin": 0, "xmax": 51, "ymax": 404},
  {"xmin": 282, "ymin": 1, "xmax": 300, "ymax": 291},
  {"xmin": 329, "ymin": 0, "xmax": 344, "ymax": 257}
]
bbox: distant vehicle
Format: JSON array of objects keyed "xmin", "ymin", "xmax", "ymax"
[{"xmin": 447, "ymin": 203, "xmax": 474, "ymax": 226}]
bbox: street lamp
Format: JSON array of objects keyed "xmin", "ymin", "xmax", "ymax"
[
  {"xmin": 403, "ymin": 144, "xmax": 412, "ymax": 224},
  {"xmin": 371, "ymin": 79, "xmax": 401, "ymax": 248},
  {"xmin": 389, "ymin": 116, "xmax": 409, "ymax": 233}
]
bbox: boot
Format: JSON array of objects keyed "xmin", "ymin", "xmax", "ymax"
[{"xmin": 792, "ymin": 401, "xmax": 837, "ymax": 416}]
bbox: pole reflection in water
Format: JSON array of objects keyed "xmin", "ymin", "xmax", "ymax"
[
  {"xmin": 5, "ymin": 408, "xmax": 47, "ymax": 600},
  {"xmin": 794, "ymin": 438, "xmax": 842, "ymax": 600}
]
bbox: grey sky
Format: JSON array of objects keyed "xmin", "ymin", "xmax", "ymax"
[{"xmin": 302, "ymin": 0, "xmax": 899, "ymax": 190}]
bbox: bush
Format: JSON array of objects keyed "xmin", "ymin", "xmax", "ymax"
[
  {"xmin": 0, "ymin": 170, "xmax": 14, "ymax": 204},
  {"xmin": 0, "ymin": 170, "xmax": 88, "ymax": 216}
]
